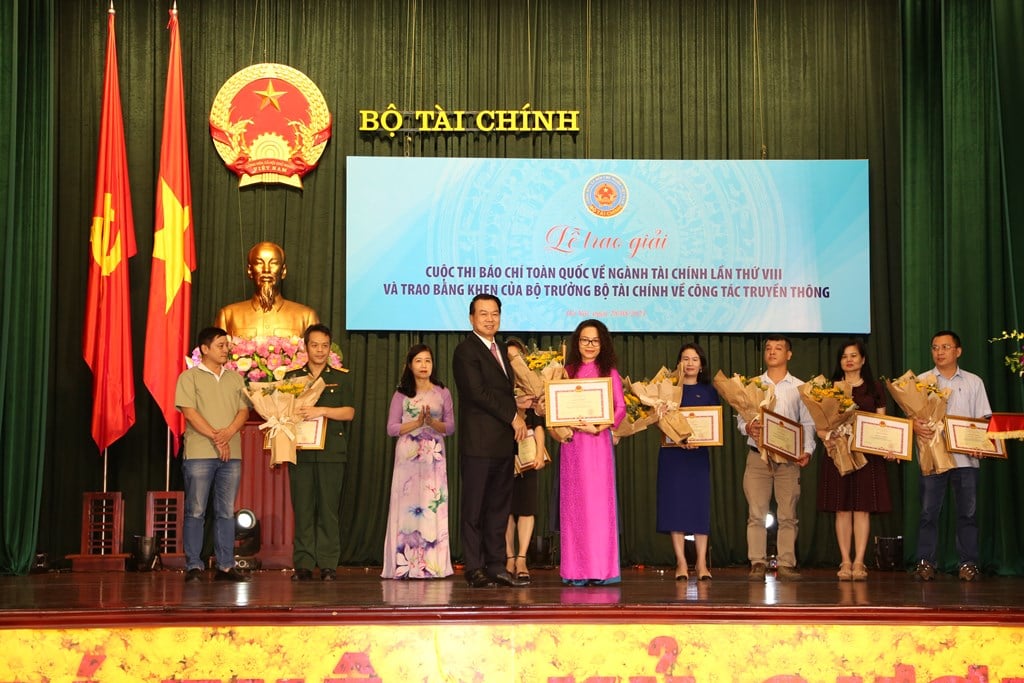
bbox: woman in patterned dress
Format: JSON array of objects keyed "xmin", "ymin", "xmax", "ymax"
[{"xmin": 381, "ymin": 344, "xmax": 455, "ymax": 578}]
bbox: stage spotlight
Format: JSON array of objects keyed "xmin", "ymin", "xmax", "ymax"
[
  {"xmin": 233, "ymin": 508, "xmax": 261, "ymax": 570},
  {"xmin": 765, "ymin": 511, "xmax": 779, "ymax": 569}
]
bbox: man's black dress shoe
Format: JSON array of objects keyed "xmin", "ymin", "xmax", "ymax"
[
  {"xmin": 320, "ymin": 568, "xmax": 337, "ymax": 582},
  {"xmin": 489, "ymin": 570, "xmax": 529, "ymax": 587},
  {"xmin": 214, "ymin": 567, "xmax": 252, "ymax": 582},
  {"xmin": 291, "ymin": 568, "xmax": 313, "ymax": 581},
  {"xmin": 184, "ymin": 568, "xmax": 203, "ymax": 583},
  {"xmin": 465, "ymin": 568, "xmax": 495, "ymax": 587}
]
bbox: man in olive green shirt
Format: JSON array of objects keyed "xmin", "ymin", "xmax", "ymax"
[
  {"xmin": 175, "ymin": 326, "xmax": 251, "ymax": 583},
  {"xmin": 284, "ymin": 324, "xmax": 356, "ymax": 581}
]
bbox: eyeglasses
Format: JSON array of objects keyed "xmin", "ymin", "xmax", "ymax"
[
  {"xmin": 930, "ymin": 344, "xmax": 957, "ymax": 351},
  {"xmin": 579, "ymin": 337, "xmax": 601, "ymax": 347}
]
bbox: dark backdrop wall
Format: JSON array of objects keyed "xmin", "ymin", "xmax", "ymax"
[{"xmin": 2, "ymin": 0, "xmax": 1021, "ymax": 575}]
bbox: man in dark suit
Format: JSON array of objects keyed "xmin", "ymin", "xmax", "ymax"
[{"xmin": 452, "ymin": 294, "xmax": 529, "ymax": 587}]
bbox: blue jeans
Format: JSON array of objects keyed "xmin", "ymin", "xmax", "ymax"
[
  {"xmin": 916, "ymin": 467, "xmax": 978, "ymax": 566},
  {"xmin": 182, "ymin": 458, "xmax": 241, "ymax": 571}
]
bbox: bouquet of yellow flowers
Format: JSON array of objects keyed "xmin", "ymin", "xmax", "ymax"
[
  {"xmin": 712, "ymin": 368, "xmax": 774, "ymax": 458},
  {"xmin": 508, "ymin": 344, "xmax": 565, "ymax": 398},
  {"xmin": 623, "ymin": 366, "xmax": 693, "ymax": 445},
  {"xmin": 712, "ymin": 370, "xmax": 776, "ymax": 423},
  {"xmin": 885, "ymin": 370, "xmax": 954, "ymax": 475},
  {"xmin": 611, "ymin": 377, "xmax": 660, "ymax": 438},
  {"xmin": 245, "ymin": 375, "xmax": 326, "ymax": 468},
  {"xmin": 507, "ymin": 344, "xmax": 574, "ymax": 443},
  {"xmin": 798, "ymin": 376, "xmax": 864, "ymax": 475},
  {"xmin": 713, "ymin": 370, "xmax": 778, "ymax": 461}
]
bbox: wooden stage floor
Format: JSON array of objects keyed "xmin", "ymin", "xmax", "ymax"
[{"xmin": 3, "ymin": 564, "xmax": 1023, "ymax": 628}]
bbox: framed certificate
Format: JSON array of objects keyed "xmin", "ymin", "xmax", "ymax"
[
  {"xmin": 945, "ymin": 415, "xmax": 1006, "ymax": 458},
  {"xmin": 661, "ymin": 406, "xmax": 723, "ymax": 447},
  {"xmin": 263, "ymin": 416, "xmax": 327, "ymax": 450},
  {"xmin": 545, "ymin": 377, "xmax": 615, "ymax": 427},
  {"xmin": 760, "ymin": 408, "xmax": 803, "ymax": 461},
  {"xmin": 852, "ymin": 411, "xmax": 912, "ymax": 460}
]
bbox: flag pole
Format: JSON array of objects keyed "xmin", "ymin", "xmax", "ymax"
[
  {"xmin": 144, "ymin": 0, "xmax": 194, "ymax": 464},
  {"xmin": 101, "ymin": 2, "xmax": 113, "ymax": 495},
  {"xmin": 165, "ymin": 429, "xmax": 172, "ymax": 491},
  {"xmin": 85, "ymin": 0, "xmax": 137, "ymax": 459}
]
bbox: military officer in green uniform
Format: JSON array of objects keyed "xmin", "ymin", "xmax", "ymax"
[{"xmin": 284, "ymin": 323, "xmax": 355, "ymax": 581}]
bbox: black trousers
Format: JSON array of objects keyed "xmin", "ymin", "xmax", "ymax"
[{"xmin": 460, "ymin": 455, "xmax": 514, "ymax": 575}]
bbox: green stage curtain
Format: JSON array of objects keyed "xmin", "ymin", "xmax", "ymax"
[
  {"xmin": 0, "ymin": 0, "xmax": 54, "ymax": 575},
  {"xmin": 31, "ymin": 0, "xmax": 924, "ymax": 573},
  {"xmin": 901, "ymin": 0, "xmax": 1024, "ymax": 574}
]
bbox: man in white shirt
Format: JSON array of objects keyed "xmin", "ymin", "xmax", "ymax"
[{"xmin": 736, "ymin": 336, "xmax": 817, "ymax": 581}]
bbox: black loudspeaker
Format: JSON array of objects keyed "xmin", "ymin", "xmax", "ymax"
[
  {"xmin": 31, "ymin": 553, "xmax": 50, "ymax": 573},
  {"xmin": 527, "ymin": 535, "xmax": 557, "ymax": 569},
  {"xmin": 133, "ymin": 535, "xmax": 160, "ymax": 571},
  {"xmin": 874, "ymin": 535, "xmax": 903, "ymax": 570}
]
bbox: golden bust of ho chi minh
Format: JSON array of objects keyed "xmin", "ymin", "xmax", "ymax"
[{"xmin": 214, "ymin": 241, "xmax": 319, "ymax": 338}]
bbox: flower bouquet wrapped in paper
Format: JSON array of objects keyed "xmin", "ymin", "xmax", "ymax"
[
  {"xmin": 712, "ymin": 370, "xmax": 776, "ymax": 423},
  {"xmin": 508, "ymin": 344, "xmax": 565, "ymax": 398},
  {"xmin": 627, "ymin": 367, "xmax": 693, "ymax": 445},
  {"xmin": 611, "ymin": 377, "xmax": 660, "ymax": 438},
  {"xmin": 713, "ymin": 370, "xmax": 778, "ymax": 461},
  {"xmin": 885, "ymin": 370, "xmax": 954, "ymax": 475},
  {"xmin": 509, "ymin": 344, "xmax": 575, "ymax": 442},
  {"xmin": 245, "ymin": 375, "xmax": 326, "ymax": 468},
  {"xmin": 798, "ymin": 376, "xmax": 865, "ymax": 476}
]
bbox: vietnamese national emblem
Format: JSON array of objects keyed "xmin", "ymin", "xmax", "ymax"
[
  {"xmin": 583, "ymin": 173, "xmax": 628, "ymax": 218},
  {"xmin": 209, "ymin": 63, "xmax": 332, "ymax": 189}
]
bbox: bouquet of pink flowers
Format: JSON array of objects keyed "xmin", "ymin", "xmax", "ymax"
[{"xmin": 189, "ymin": 334, "xmax": 343, "ymax": 383}]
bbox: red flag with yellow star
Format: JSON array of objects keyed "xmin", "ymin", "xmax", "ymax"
[
  {"xmin": 144, "ymin": 5, "xmax": 195, "ymax": 454},
  {"xmin": 83, "ymin": 6, "xmax": 138, "ymax": 452}
]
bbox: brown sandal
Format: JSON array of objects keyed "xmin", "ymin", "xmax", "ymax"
[
  {"xmin": 851, "ymin": 562, "xmax": 868, "ymax": 581},
  {"xmin": 837, "ymin": 562, "xmax": 853, "ymax": 581}
]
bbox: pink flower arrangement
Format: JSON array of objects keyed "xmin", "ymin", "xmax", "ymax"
[{"xmin": 189, "ymin": 335, "xmax": 343, "ymax": 382}]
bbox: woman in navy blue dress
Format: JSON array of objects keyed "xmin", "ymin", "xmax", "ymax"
[{"xmin": 656, "ymin": 342, "xmax": 719, "ymax": 581}]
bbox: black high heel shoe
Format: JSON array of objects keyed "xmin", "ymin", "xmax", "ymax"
[{"xmin": 514, "ymin": 554, "xmax": 531, "ymax": 582}]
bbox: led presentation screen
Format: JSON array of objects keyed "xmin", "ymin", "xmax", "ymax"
[{"xmin": 346, "ymin": 157, "xmax": 870, "ymax": 333}]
